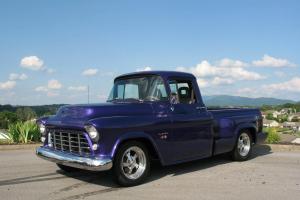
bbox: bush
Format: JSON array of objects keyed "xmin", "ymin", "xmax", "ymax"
[
  {"xmin": 8, "ymin": 121, "xmax": 39, "ymax": 144},
  {"xmin": 264, "ymin": 128, "xmax": 281, "ymax": 144},
  {"xmin": 0, "ymin": 111, "xmax": 18, "ymax": 129}
]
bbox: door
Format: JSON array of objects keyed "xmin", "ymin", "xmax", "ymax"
[{"xmin": 167, "ymin": 78, "xmax": 214, "ymax": 163}]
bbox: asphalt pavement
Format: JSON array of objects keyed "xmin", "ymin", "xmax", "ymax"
[{"xmin": 0, "ymin": 145, "xmax": 299, "ymax": 200}]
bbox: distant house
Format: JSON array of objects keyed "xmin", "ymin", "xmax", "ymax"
[
  {"xmin": 280, "ymin": 108, "xmax": 295, "ymax": 115},
  {"xmin": 283, "ymin": 122, "xmax": 300, "ymax": 131},
  {"xmin": 272, "ymin": 111, "xmax": 281, "ymax": 118},
  {"xmin": 288, "ymin": 112, "xmax": 300, "ymax": 122},
  {"xmin": 263, "ymin": 119, "xmax": 279, "ymax": 127}
]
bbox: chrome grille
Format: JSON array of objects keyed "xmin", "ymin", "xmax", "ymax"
[{"xmin": 48, "ymin": 129, "xmax": 91, "ymax": 156}]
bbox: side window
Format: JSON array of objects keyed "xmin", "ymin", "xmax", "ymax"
[
  {"xmin": 168, "ymin": 80, "xmax": 197, "ymax": 104},
  {"xmin": 146, "ymin": 76, "xmax": 168, "ymax": 101},
  {"xmin": 156, "ymin": 84, "xmax": 168, "ymax": 100}
]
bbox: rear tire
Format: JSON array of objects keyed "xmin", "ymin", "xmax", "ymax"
[
  {"xmin": 56, "ymin": 164, "xmax": 79, "ymax": 173},
  {"xmin": 231, "ymin": 131, "xmax": 252, "ymax": 161},
  {"xmin": 113, "ymin": 141, "xmax": 150, "ymax": 186}
]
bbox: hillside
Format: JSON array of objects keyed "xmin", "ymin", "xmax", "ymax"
[
  {"xmin": 0, "ymin": 104, "xmax": 66, "ymax": 117},
  {"xmin": 203, "ymin": 95, "xmax": 296, "ymax": 107}
]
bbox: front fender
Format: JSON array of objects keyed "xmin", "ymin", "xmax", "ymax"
[{"xmin": 111, "ymin": 131, "xmax": 164, "ymax": 164}]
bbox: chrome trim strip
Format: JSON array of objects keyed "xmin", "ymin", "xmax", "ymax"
[{"xmin": 36, "ymin": 147, "xmax": 112, "ymax": 171}]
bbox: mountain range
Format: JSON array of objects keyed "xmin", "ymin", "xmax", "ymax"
[{"xmin": 203, "ymin": 95, "xmax": 296, "ymax": 107}]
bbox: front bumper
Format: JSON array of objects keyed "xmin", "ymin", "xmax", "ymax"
[
  {"xmin": 256, "ymin": 132, "xmax": 267, "ymax": 144},
  {"xmin": 36, "ymin": 147, "xmax": 112, "ymax": 171}
]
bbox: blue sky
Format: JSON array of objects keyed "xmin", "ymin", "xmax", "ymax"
[{"xmin": 0, "ymin": 0, "xmax": 299, "ymax": 105}]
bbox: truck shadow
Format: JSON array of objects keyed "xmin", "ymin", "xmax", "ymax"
[
  {"xmin": 149, "ymin": 144, "xmax": 272, "ymax": 179},
  {"xmin": 59, "ymin": 144, "xmax": 272, "ymax": 188}
]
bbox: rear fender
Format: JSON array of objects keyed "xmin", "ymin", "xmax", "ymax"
[{"xmin": 234, "ymin": 123, "xmax": 257, "ymax": 143}]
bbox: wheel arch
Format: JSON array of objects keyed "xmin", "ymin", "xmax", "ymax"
[
  {"xmin": 234, "ymin": 123, "xmax": 257, "ymax": 144},
  {"xmin": 111, "ymin": 132, "xmax": 163, "ymax": 165}
]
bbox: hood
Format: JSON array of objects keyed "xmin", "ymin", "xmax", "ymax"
[{"xmin": 45, "ymin": 102, "xmax": 153, "ymax": 126}]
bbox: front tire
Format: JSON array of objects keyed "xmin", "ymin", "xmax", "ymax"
[
  {"xmin": 231, "ymin": 131, "xmax": 252, "ymax": 161},
  {"xmin": 113, "ymin": 141, "xmax": 150, "ymax": 186}
]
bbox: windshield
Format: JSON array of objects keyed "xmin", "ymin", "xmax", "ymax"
[{"xmin": 107, "ymin": 75, "xmax": 168, "ymax": 102}]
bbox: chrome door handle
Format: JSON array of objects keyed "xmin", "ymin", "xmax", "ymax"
[{"xmin": 170, "ymin": 106, "xmax": 174, "ymax": 112}]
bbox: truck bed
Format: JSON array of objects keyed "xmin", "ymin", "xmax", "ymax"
[{"xmin": 207, "ymin": 107, "xmax": 262, "ymax": 155}]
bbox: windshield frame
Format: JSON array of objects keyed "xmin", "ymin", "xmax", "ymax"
[{"xmin": 107, "ymin": 74, "xmax": 169, "ymax": 103}]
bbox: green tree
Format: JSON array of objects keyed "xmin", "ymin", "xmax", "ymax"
[
  {"xmin": 16, "ymin": 107, "xmax": 37, "ymax": 122},
  {"xmin": 266, "ymin": 113, "xmax": 274, "ymax": 120},
  {"xmin": 260, "ymin": 105, "xmax": 273, "ymax": 111},
  {"xmin": 0, "ymin": 111, "xmax": 18, "ymax": 129},
  {"xmin": 277, "ymin": 115, "xmax": 288, "ymax": 123}
]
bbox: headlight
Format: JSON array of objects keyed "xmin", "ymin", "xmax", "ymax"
[
  {"xmin": 39, "ymin": 124, "xmax": 46, "ymax": 135},
  {"xmin": 84, "ymin": 125, "xmax": 99, "ymax": 140}
]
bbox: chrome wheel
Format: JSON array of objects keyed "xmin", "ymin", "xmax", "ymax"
[
  {"xmin": 120, "ymin": 146, "xmax": 146, "ymax": 180},
  {"xmin": 237, "ymin": 133, "xmax": 251, "ymax": 157}
]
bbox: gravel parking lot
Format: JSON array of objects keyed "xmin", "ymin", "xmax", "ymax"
[{"xmin": 0, "ymin": 145, "xmax": 299, "ymax": 200}]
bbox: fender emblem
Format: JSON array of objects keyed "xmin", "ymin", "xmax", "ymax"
[{"xmin": 158, "ymin": 132, "xmax": 168, "ymax": 140}]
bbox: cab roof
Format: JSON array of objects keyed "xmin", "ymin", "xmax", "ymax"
[{"xmin": 115, "ymin": 71, "xmax": 195, "ymax": 81}]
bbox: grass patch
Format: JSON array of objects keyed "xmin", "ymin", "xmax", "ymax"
[{"xmin": 7, "ymin": 121, "xmax": 40, "ymax": 144}]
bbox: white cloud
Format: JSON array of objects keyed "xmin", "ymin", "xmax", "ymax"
[
  {"xmin": 187, "ymin": 60, "xmax": 217, "ymax": 77},
  {"xmin": 197, "ymin": 78, "xmax": 208, "ymax": 88},
  {"xmin": 217, "ymin": 58, "xmax": 248, "ymax": 68},
  {"xmin": 226, "ymin": 67, "xmax": 265, "ymax": 81},
  {"xmin": 252, "ymin": 54, "xmax": 296, "ymax": 67},
  {"xmin": 35, "ymin": 86, "xmax": 48, "ymax": 92},
  {"xmin": 0, "ymin": 81, "xmax": 16, "ymax": 90},
  {"xmin": 20, "ymin": 56, "xmax": 44, "ymax": 70},
  {"xmin": 262, "ymin": 77, "xmax": 300, "ymax": 92},
  {"xmin": 211, "ymin": 77, "xmax": 234, "ymax": 85},
  {"xmin": 9, "ymin": 73, "xmax": 28, "ymax": 81},
  {"xmin": 236, "ymin": 77, "xmax": 300, "ymax": 99},
  {"xmin": 68, "ymin": 86, "xmax": 87, "ymax": 91},
  {"xmin": 82, "ymin": 68, "xmax": 98, "ymax": 76},
  {"xmin": 35, "ymin": 79, "xmax": 62, "ymax": 93},
  {"xmin": 136, "ymin": 66, "xmax": 152, "ymax": 72},
  {"xmin": 177, "ymin": 60, "xmax": 265, "ymax": 82},
  {"xmin": 48, "ymin": 79, "xmax": 62, "ymax": 89},
  {"xmin": 19, "ymin": 74, "xmax": 28, "ymax": 80}
]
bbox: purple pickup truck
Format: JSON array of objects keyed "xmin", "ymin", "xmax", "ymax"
[{"xmin": 36, "ymin": 71, "xmax": 266, "ymax": 186}]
